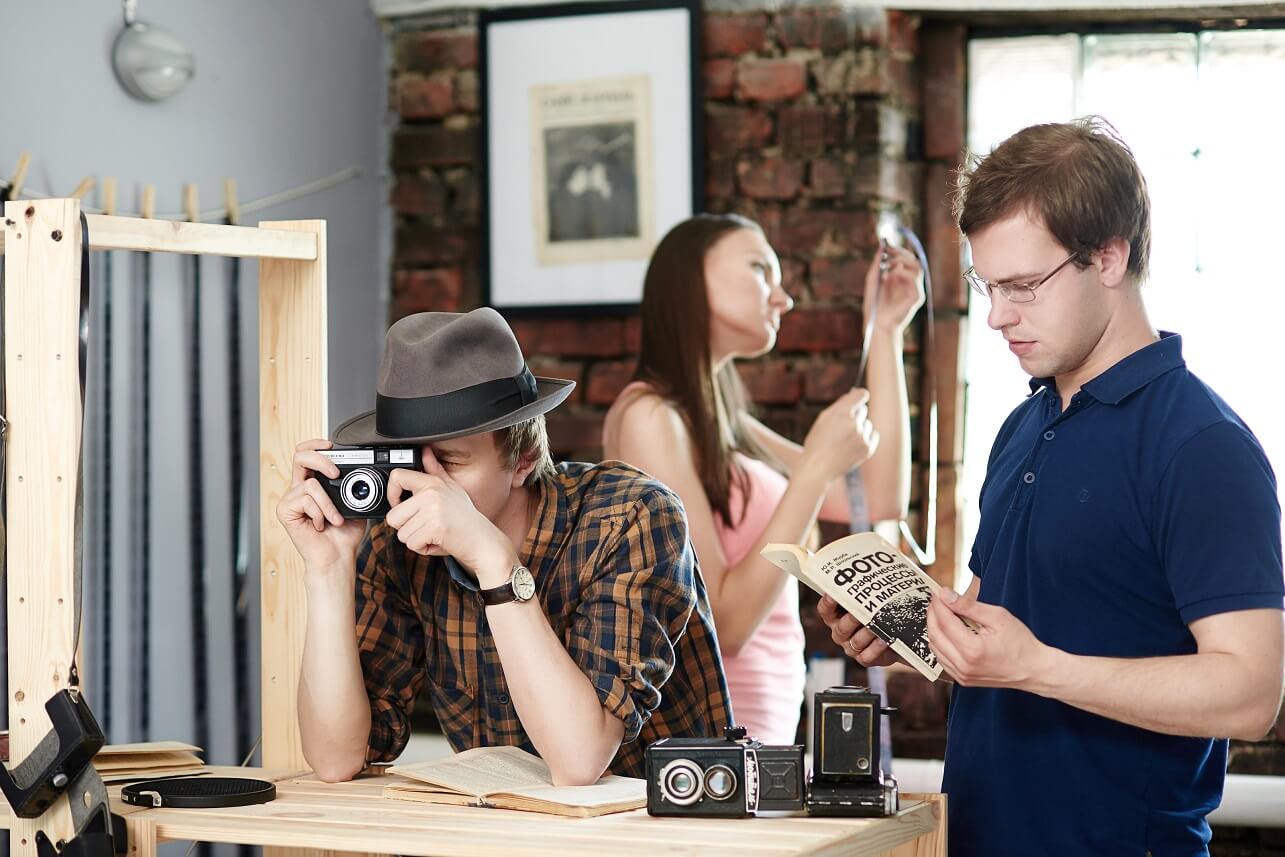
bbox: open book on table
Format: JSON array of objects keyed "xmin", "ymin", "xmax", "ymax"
[
  {"xmin": 763, "ymin": 532, "xmax": 977, "ymax": 682},
  {"xmin": 385, "ymin": 745, "xmax": 646, "ymax": 817}
]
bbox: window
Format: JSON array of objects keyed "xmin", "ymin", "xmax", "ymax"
[{"xmin": 963, "ymin": 30, "xmax": 1285, "ymax": 583}]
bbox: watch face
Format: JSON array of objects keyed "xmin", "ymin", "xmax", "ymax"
[{"xmin": 512, "ymin": 566, "xmax": 536, "ymax": 601}]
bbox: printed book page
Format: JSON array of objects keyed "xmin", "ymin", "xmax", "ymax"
[
  {"xmin": 501, "ymin": 776, "xmax": 646, "ymax": 808},
  {"xmin": 385, "ymin": 745, "xmax": 647, "ymax": 815},
  {"xmin": 390, "ymin": 745, "xmax": 554, "ymax": 797},
  {"xmin": 764, "ymin": 532, "xmax": 972, "ymax": 681}
]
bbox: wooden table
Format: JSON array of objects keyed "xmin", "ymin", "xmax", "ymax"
[{"xmin": 5, "ymin": 767, "xmax": 946, "ymax": 857}]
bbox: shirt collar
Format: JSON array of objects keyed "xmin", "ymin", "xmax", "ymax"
[
  {"xmin": 1028, "ymin": 331, "xmax": 1185, "ymax": 405},
  {"xmin": 442, "ymin": 470, "xmax": 569, "ymax": 592}
]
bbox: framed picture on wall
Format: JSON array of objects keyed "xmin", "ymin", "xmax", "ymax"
[{"xmin": 479, "ymin": 0, "xmax": 703, "ymax": 313}]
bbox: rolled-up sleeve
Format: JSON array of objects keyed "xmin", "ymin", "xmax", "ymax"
[
  {"xmin": 355, "ymin": 525, "xmax": 428, "ymax": 763},
  {"xmin": 565, "ymin": 488, "xmax": 698, "ymax": 743}
]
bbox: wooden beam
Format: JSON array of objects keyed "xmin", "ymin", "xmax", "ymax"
[
  {"xmin": 0, "ymin": 212, "xmax": 316, "ymax": 259},
  {"xmin": 257, "ymin": 220, "xmax": 328, "ymax": 772},
  {"xmin": 257, "ymin": 223, "xmax": 381, "ymax": 857},
  {"xmin": 4, "ymin": 198, "xmax": 84, "ymax": 856}
]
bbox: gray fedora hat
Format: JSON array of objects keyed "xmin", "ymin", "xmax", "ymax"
[{"xmin": 331, "ymin": 307, "xmax": 575, "ymax": 446}]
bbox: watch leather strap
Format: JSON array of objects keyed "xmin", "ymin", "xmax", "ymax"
[{"xmin": 479, "ymin": 565, "xmax": 531, "ymax": 606}]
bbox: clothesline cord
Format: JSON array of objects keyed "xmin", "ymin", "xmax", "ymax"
[{"xmin": 0, "ymin": 165, "xmax": 364, "ymax": 221}]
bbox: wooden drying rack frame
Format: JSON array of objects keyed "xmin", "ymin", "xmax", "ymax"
[{"xmin": 2, "ymin": 198, "xmax": 323, "ymax": 855}]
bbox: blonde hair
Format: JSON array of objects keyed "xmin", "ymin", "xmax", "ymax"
[{"xmin": 496, "ymin": 415, "xmax": 557, "ymax": 485}]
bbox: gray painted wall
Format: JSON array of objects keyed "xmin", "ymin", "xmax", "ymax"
[{"xmin": 1, "ymin": 0, "xmax": 388, "ymax": 771}]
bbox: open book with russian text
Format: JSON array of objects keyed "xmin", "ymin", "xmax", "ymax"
[
  {"xmin": 385, "ymin": 745, "xmax": 646, "ymax": 817},
  {"xmin": 763, "ymin": 532, "xmax": 974, "ymax": 682}
]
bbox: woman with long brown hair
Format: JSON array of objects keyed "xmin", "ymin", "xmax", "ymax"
[{"xmin": 602, "ymin": 213, "xmax": 923, "ymax": 743}]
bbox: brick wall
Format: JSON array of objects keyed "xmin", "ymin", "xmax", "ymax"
[
  {"xmin": 388, "ymin": 3, "xmax": 950, "ymax": 758},
  {"xmin": 388, "ymin": 6, "xmax": 924, "ymax": 463}
]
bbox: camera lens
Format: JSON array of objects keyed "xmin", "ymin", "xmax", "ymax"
[
  {"xmin": 340, "ymin": 467, "xmax": 384, "ymax": 513},
  {"xmin": 658, "ymin": 759, "xmax": 704, "ymax": 806},
  {"xmin": 704, "ymin": 765, "xmax": 737, "ymax": 800}
]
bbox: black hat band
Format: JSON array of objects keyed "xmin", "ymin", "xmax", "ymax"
[{"xmin": 374, "ymin": 366, "xmax": 539, "ymax": 439}]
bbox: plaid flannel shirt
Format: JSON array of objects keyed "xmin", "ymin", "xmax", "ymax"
[{"xmin": 354, "ymin": 460, "xmax": 732, "ymax": 778}]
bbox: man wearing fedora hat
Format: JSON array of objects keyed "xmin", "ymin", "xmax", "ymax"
[{"xmin": 277, "ymin": 307, "xmax": 732, "ymax": 784}]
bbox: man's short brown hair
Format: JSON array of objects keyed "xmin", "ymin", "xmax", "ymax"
[
  {"xmin": 496, "ymin": 415, "xmax": 557, "ymax": 485},
  {"xmin": 955, "ymin": 116, "xmax": 1152, "ymax": 283}
]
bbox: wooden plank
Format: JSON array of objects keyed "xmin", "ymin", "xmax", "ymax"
[
  {"xmin": 878, "ymin": 793, "xmax": 946, "ymax": 857},
  {"xmin": 93, "ymin": 770, "xmax": 942, "ymax": 857},
  {"xmin": 0, "ymin": 766, "xmax": 945, "ymax": 857},
  {"xmin": 257, "ymin": 220, "xmax": 327, "ymax": 772},
  {"xmin": 140, "ymin": 802, "xmax": 941, "ymax": 857},
  {"xmin": 85, "ymin": 213, "xmax": 316, "ymax": 259},
  {"xmin": 1, "ymin": 212, "xmax": 318, "ymax": 259},
  {"xmin": 3, "ymin": 199, "xmax": 84, "ymax": 856},
  {"xmin": 257, "ymin": 221, "xmax": 337, "ymax": 857}
]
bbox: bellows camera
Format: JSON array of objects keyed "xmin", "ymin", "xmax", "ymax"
[
  {"xmin": 645, "ymin": 687, "xmax": 898, "ymax": 819},
  {"xmin": 645, "ymin": 726, "xmax": 805, "ymax": 817},
  {"xmin": 806, "ymin": 686, "xmax": 899, "ymax": 817},
  {"xmin": 317, "ymin": 446, "xmax": 422, "ymax": 519}
]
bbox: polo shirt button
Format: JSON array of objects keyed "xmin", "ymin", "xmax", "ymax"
[
  {"xmin": 1023, "ymin": 472, "xmax": 1036, "ymax": 484},
  {"xmin": 496, "ymin": 692, "xmax": 509, "ymax": 705},
  {"xmin": 1043, "ymin": 430, "xmax": 1055, "ymax": 441}
]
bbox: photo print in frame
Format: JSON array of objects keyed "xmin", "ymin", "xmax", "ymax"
[{"xmin": 479, "ymin": 0, "xmax": 703, "ymax": 312}]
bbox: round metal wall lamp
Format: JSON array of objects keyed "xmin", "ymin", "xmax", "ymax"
[{"xmin": 112, "ymin": 0, "xmax": 195, "ymax": 103}]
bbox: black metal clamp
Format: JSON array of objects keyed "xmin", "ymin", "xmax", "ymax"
[
  {"xmin": 0, "ymin": 688, "xmax": 126, "ymax": 857},
  {"xmin": 0, "ymin": 688, "xmax": 104, "ymax": 818},
  {"xmin": 35, "ymin": 805, "xmax": 127, "ymax": 857}
]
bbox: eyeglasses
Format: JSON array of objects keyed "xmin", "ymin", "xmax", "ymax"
[{"xmin": 965, "ymin": 251, "xmax": 1081, "ymax": 303}]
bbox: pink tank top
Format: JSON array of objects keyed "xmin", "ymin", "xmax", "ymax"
[
  {"xmin": 715, "ymin": 454, "xmax": 807, "ymax": 745},
  {"xmin": 605, "ymin": 382, "xmax": 806, "ymax": 744}
]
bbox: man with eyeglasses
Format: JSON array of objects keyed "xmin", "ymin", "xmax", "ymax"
[{"xmin": 819, "ymin": 117, "xmax": 1283, "ymax": 855}]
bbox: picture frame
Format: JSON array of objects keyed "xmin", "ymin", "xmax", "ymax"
[{"xmin": 479, "ymin": 0, "xmax": 703, "ymax": 314}]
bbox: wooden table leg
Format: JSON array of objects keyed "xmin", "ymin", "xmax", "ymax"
[{"xmin": 125, "ymin": 815, "xmax": 158, "ymax": 857}]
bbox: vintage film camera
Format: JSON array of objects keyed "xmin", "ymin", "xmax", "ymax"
[
  {"xmin": 645, "ymin": 726, "xmax": 805, "ymax": 817},
  {"xmin": 807, "ymin": 686, "xmax": 899, "ymax": 817},
  {"xmin": 317, "ymin": 446, "xmax": 422, "ymax": 519},
  {"xmin": 645, "ymin": 687, "xmax": 899, "ymax": 819}
]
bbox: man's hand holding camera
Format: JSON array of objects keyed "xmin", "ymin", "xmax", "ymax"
[
  {"xmin": 384, "ymin": 449, "xmax": 516, "ymax": 587},
  {"xmin": 278, "ymin": 439, "xmax": 368, "ymax": 572}
]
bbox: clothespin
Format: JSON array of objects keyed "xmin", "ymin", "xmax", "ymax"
[
  {"xmin": 184, "ymin": 183, "xmax": 199, "ymax": 223},
  {"xmin": 69, "ymin": 176, "xmax": 96, "ymax": 200},
  {"xmin": 141, "ymin": 184, "xmax": 156, "ymax": 220},
  {"xmin": 223, "ymin": 178, "xmax": 239, "ymax": 226},
  {"xmin": 5, "ymin": 151, "xmax": 31, "ymax": 200},
  {"xmin": 102, "ymin": 178, "xmax": 117, "ymax": 216}
]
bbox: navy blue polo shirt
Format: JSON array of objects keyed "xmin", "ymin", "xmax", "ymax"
[{"xmin": 943, "ymin": 333, "xmax": 1283, "ymax": 857}]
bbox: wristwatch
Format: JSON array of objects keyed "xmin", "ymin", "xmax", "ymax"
[{"xmin": 479, "ymin": 564, "xmax": 536, "ymax": 607}]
